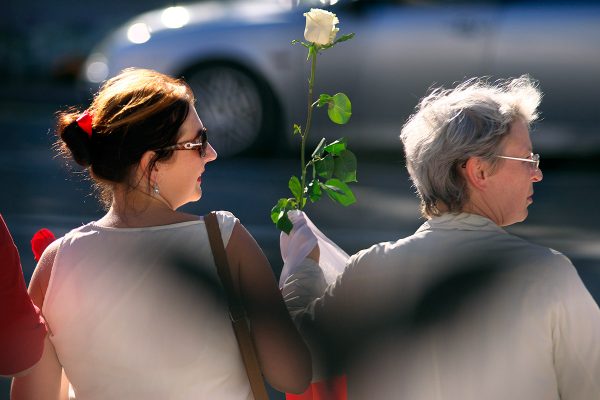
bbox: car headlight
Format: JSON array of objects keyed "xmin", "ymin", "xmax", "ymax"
[
  {"xmin": 127, "ymin": 22, "xmax": 152, "ymax": 44},
  {"xmin": 84, "ymin": 53, "xmax": 110, "ymax": 83},
  {"xmin": 161, "ymin": 6, "xmax": 190, "ymax": 29}
]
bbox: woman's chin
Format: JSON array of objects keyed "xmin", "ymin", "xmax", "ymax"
[{"xmin": 181, "ymin": 190, "xmax": 202, "ymax": 206}]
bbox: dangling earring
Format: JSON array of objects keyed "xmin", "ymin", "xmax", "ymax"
[{"xmin": 153, "ymin": 183, "xmax": 160, "ymax": 195}]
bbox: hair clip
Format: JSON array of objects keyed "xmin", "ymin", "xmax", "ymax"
[{"xmin": 76, "ymin": 110, "xmax": 94, "ymax": 138}]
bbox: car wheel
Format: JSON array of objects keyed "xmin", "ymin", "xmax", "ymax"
[{"xmin": 183, "ymin": 64, "xmax": 275, "ymax": 158}]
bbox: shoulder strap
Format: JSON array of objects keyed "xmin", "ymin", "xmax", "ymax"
[{"xmin": 204, "ymin": 212, "xmax": 269, "ymax": 400}]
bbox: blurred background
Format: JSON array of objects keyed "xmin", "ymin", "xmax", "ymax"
[{"xmin": 1, "ymin": 0, "xmax": 599, "ymax": 398}]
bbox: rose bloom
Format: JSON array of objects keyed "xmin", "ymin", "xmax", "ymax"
[{"xmin": 303, "ymin": 8, "xmax": 339, "ymax": 46}]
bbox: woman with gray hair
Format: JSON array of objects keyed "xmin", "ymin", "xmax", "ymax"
[
  {"xmin": 281, "ymin": 75, "xmax": 600, "ymax": 399},
  {"xmin": 402, "ymin": 75, "xmax": 542, "ymax": 221}
]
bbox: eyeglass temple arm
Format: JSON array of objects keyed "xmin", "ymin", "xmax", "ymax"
[{"xmin": 497, "ymin": 155, "xmax": 536, "ymax": 163}]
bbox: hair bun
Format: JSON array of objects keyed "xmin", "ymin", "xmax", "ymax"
[{"xmin": 61, "ymin": 119, "xmax": 93, "ymax": 167}]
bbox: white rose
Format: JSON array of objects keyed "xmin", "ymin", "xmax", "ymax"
[{"xmin": 303, "ymin": 8, "xmax": 339, "ymax": 46}]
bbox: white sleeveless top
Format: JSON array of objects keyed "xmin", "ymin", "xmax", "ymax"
[{"xmin": 43, "ymin": 211, "xmax": 253, "ymax": 400}]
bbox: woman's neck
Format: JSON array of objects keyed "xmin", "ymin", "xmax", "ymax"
[{"xmin": 95, "ymin": 188, "xmax": 188, "ymax": 228}]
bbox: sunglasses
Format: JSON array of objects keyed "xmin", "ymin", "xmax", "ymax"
[{"xmin": 156, "ymin": 127, "xmax": 208, "ymax": 157}]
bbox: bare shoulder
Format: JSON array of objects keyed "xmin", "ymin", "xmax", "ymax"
[
  {"xmin": 228, "ymin": 220, "xmax": 253, "ymax": 244},
  {"xmin": 226, "ymin": 221, "xmax": 276, "ymax": 287},
  {"xmin": 29, "ymin": 238, "xmax": 61, "ymax": 308},
  {"xmin": 226, "ymin": 221, "xmax": 265, "ymax": 263}
]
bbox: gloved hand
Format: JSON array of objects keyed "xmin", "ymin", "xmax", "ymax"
[
  {"xmin": 280, "ymin": 210, "xmax": 319, "ymax": 287},
  {"xmin": 279, "ymin": 210, "xmax": 349, "ymax": 288}
]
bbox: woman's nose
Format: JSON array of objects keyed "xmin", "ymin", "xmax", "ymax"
[{"xmin": 204, "ymin": 143, "xmax": 217, "ymax": 162}]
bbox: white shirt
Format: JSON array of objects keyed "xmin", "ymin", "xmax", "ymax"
[
  {"xmin": 284, "ymin": 213, "xmax": 600, "ymax": 400},
  {"xmin": 44, "ymin": 211, "xmax": 253, "ymax": 400}
]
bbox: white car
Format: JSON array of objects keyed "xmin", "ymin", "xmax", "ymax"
[{"xmin": 82, "ymin": 0, "xmax": 600, "ymax": 157}]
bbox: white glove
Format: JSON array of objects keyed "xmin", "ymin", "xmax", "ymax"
[
  {"xmin": 279, "ymin": 210, "xmax": 349, "ymax": 288},
  {"xmin": 281, "ymin": 258, "xmax": 327, "ymax": 320}
]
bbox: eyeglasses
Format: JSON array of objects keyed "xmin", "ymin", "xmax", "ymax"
[
  {"xmin": 156, "ymin": 127, "xmax": 208, "ymax": 157},
  {"xmin": 496, "ymin": 153, "xmax": 540, "ymax": 170}
]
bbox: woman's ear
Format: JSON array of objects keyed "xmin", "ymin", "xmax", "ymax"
[
  {"xmin": 139, "ymin": 150, "xmax": 158, "ymax": 181},
  {"xmin": 462, "ymin": 157, "xmax": 490, "ymax": 191}
]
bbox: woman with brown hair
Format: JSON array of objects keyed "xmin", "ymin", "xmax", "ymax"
[{"xmin": 12, "ymin": 68, "xmax": 311, "ymax": 399}]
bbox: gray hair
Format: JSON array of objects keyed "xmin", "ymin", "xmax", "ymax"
[{"xmin": 400, "ymin": 75, "xmax": 541, "ymax": 218}]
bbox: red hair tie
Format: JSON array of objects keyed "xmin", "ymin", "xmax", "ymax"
[{"xmin": 76, "ymin": 110, "xmax": 93, "ymax": 138}]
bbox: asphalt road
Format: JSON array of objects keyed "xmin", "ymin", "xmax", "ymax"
[{"xmin": 1, "ymin": 91, "xmax": 600, "ymax": 399}]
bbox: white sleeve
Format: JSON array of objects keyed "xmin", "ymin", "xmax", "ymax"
[{"xmin": 214, "ymin": 210, "xmax": 239, "ymax": 247}]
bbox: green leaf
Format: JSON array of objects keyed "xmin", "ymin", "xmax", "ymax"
[
  {"xmin": 317, "ymin": 94, "xmax": 332, "ymax": 108},
  {"xmin": 292, "ymin": 39, "xmax": 310, "ymax": 48},
  {"xmin": 324, "ymin": 138, "xmax": 347, "ymax": 156},
  {"xmin": 270, "ymin": 198, "xmax": 296, "ymax": 234},
  {"xmin": 293, "ymin": 124, "xmax": 302, "ymax": 136},
  {"xmin": 288, "ymin": 175, "xmax": 302, "ymax": 199},
  {"xmin": 307, "ymin": 179, "xmax": 322, "ymax": 202},
  {"xmin": 277, "ymin": 213, "xmax": 293, "ymax": 234},
  {"xmin": 334, "ymin": 33, "xmax": 355, "ymax": 45},
  {"xmin": 321, "ymin": 179, "xmax": 356, "ymax": 206},
  {"xmin": 271, "ymin": 198, "xmax": 290, "ymax": 223},
  {"xmin": 333, "ymin": 149, "xmax": 358, "ymax": 183},
  {"xmin": 320, "ymin": 33, "xmax": 355, "ymax": 50},
  {"xmin": 315, "ymin": 154, "xmax": 334, "ymax": 179},
  {"xmin": 319, "ymin": 181, "xmax": 343, "ymax": 195},
  {"xmin": 327, "ymin": 93, "xmax": 352, "ymax": 125},
  {"xmin": 311, "ymin": 138, "xmax": 327, "ymax": 158}
]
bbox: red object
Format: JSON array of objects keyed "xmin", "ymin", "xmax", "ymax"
[
  {"xmin": 31, "ymin": 228, "xmax": 56, "ymax": 262},
  {"xmin": 0, "ymin": 215, "xmax": 47, "ymax": 375},
  {"xmin": 286, "ymin": 375, "xmax": 347, "ymax": 400},
  {"xmin": 76, "ymin": 110, "xmax": 93, "ymax": 138}
]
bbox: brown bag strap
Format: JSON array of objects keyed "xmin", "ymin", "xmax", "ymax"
[{"xmin": 204, "ymin": 212, "xmax": 269, "ymax": 400}]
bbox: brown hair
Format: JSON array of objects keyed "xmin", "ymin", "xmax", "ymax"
[{"xmin": 55, "ymin": 68, "xmax": 194, "ymax": 208}]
